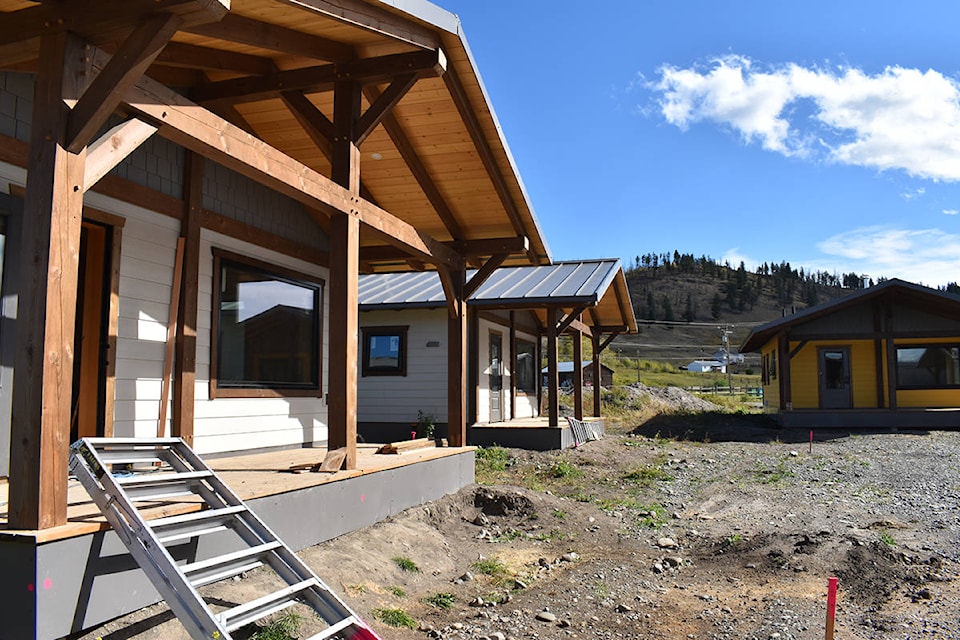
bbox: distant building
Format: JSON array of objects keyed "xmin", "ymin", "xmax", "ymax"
[
  {"xmin": 686, "ymin": 360, "xmax": 727, "ymax": 373},
  {"xmin": 542, "ymin": 361, "xmax": 615, "ymax": 388},
  {"xmin": 712, "ymin": 350, "xmax": 745, "ymax": 365}
]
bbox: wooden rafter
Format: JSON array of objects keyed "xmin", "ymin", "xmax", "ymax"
[
  {"xmin": 183, "ymin": 13, "xmax": 353, "ymax": 62},
  {"xmin": 362, "ymin": 83, "xmax": 466, "ymax": 241},
  {"xmin": 355, "ymin": 72, "xmax": 419, "ymax": 145},
  {"xmin": 157, "ymin": 41, "xmax": 275, "ymax": 75},
  {"xmin": 443, "ymin": 65, "xmax": 533, "ymax": 260},
  {"xmin": 108, "ymin": 48, "xmax": 464, "ymax": 268},
  {"xmin": 556, "ymin": 306, "xmax": 588, "ymax": 335},
  {"xmin": 360, "ymin": 235, "xmax": 528, "ymax": 262},
  {"xmin": 192, "ymin": 49, "xmax": 446, "ymax": 106},
  {"xmin": 287, "ymin": 0, "xmax": 440, "ymax": 51}
]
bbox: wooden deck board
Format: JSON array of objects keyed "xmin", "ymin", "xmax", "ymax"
[{"xmin": 0, "ymin": 443, "xmax": 472, "ymax": 543}]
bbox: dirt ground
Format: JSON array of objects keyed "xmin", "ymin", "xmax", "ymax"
[{"xmin": 73, "ymin": 401, "xmax": 960, "ymax": 640}]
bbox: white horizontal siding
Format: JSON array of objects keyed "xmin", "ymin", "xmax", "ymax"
[{"xmin": 357, "ymin": 308, "xmax": 448, "ymax": 423}]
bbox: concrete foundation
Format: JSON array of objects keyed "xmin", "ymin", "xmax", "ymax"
[{"xmin": 0, "ymin": 450, "xmax": 475, "ymax": 640}]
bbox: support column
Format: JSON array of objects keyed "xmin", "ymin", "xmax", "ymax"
[
  {"xmin": 572, "ymin": 320, "xmax": 583, "ymax": 420},
  {"xmin": 446, "ymin": 269, "xmax": 467, "ymax": 447},
  {"xmin": 327, "ymin": 78, "xmax": 362, "ymax": 468},
  {"xmin": 9, "ymin": 33, "xmax": 87, "ymax": 529},
  {"xmin": 546, "ymin": 306, "xmax": 559, "ymax": 427},
  {"xmin": 778, "ymin": 331, "xmax": 792, "ymax": 411},
  {"xmin": 328, "ymin": 214, "xmax": 359, "ymax": 467},
  {"xmin": 592, "ymin": 333, "xmax": 602, "ymax": 417},
  {"xmin": 174, "ymin": 152, "xmax": 202, "ymax": 447}
]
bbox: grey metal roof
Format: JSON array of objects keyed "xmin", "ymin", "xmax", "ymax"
[{"xmin": 358, "ymin": 259, "xmax": 623, "ymax": 309}]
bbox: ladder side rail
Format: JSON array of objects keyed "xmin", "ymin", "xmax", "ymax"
[
  {"xmin": 70, "ymin": 442, "xmax": 232, "ymax": 639},
  {"xmin": 172, "ymin": 442, "xmax": 366, "ymax": 628}
]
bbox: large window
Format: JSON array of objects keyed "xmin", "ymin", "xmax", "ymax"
[
  {"xmin": 515, "ymin": 339, "xmax": 537, "ymax": 393},
  {"xmin": 361, "ymin": 326, "xmax": 408, "ymax": 376},
  {"xmin": 211, "ymin": 251, "xmax": 323, "ymax": 397},
  {"xmin": 896, "ymin": 345, "xmax": 960, "ymax": 389}
]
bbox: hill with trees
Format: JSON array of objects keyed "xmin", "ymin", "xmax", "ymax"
[{"xmin": 611, "ymin": 251, "xmax": 880, "ymax": 371}]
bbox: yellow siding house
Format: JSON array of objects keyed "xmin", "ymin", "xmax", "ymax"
[{"xmin": 741, "ymin": 279, "xmax": 960, "ymax": 428}]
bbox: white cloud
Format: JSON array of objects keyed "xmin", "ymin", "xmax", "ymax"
[
  {"xmin": 650, "ymin": 56, "xmax": 960, "ymax": 181},
  {"xmin": 944, "ymin": 209, "xmax": 959, "ymax": 215},
  {"xmin": 900, "ymin": 187, "xmax": 926, "ymax": 200},
  {"xmin": 815, "ymin": 226, "xmax": 960, "ymax": 286},
  {"xmin": 720, "ymin": 247, "xmax": 759, "ymax": 271}
]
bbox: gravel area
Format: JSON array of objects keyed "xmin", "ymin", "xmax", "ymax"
[{"xmin": 71, "ymin": 415, "xmax": 960, "ymax": 640}]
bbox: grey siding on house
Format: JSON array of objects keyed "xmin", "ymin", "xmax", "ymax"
[{"xmin": 0, "ymin": 72, "xmax": 32, "ymax": 143}]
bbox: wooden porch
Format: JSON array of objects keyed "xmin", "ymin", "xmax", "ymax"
[
  {"xmin": 469, "ymin": 416, "xmax": 605, "ymax": 451},
  {"xmin": 0, "ymin": 442, "xmax": 474, "ymax": 639}
]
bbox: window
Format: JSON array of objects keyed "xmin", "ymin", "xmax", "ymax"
[
  {"xmin": 361, "ymin": 326, "xmax": 408, "ymax": 376},
  {"xmin": 896, "ymin": 345, "xmax": 960, "ymax": 389},
  {"xmin": 211, "ymin": 250, "xmax": 323, "ymax": 397},
  {"xmin": 515, "ymin": 339, "xmax": 537, "ymax": 393}
]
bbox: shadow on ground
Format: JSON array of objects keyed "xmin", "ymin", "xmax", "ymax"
[{"xmin": 628, "ymin": 412, "xmax": 928, "ymax": 444}]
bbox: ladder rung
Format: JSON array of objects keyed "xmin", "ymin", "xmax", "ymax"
[
  {"xmin": 304, "ymin": 616, "xmax": 362, "ymax": 640},
  {"xmin": 221, "ymin": 579, "xmax": 319, "ymax": 631},
  {"xmin": 98, "ymin": 450, "xmax": 167, "ymax": 465},
  {"xmin": 115, "ymin": 470, "xmax": 212, "ymax": 486},
  {"xmin": 150, "ymin": 506, "xmax": 247, "ymax": 544},
  {"xmin": 182, "ymin": 541, "xmax": 282, "ymax": 587}
]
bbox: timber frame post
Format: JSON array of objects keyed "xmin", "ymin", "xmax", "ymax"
[
  {"xmin": 591, "ymin": 333, "xmax": 602, "ymax": 417},
  {"xmin": 546, "ymin": 306, "xmax": 560, "ymax": 427},
  {"xmin": 572, "ymin": 317, "xmax": 583, "ymax": 420},
  {"xmin": 439, "ymin": 267, "xmax": 468, "ymax": 447},
  {"xmin": 8, "ymin": 33, "xmax": 89, "ymax": 529},
  {"xmin": 327, "ymin": 78, "xmax": 362, "ymax": 469}
]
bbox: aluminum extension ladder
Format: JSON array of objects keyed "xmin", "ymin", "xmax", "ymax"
[{"xmin": 69, "ymin": 437, "xmax": 380, "ymax": 640}]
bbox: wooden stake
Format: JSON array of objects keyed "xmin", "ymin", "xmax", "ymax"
[
  {"xmin": 158, "ymin": 237, "xmax": 185, "ymax": 437},
  {"xmin": 825, "ymin": 576, "xmax": 838, "ymax": 640}
]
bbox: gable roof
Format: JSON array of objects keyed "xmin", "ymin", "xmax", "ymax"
[
  {"xmin": 0, "ymin": 0, "xmax": 551, "ymax": 269},
  {"xmin": 358, "ymin": 259, "xmax": 638, "ymax": 333},
  {"xmin": 740, "ymin": 278, "xmax": 960, "ymax": 352}
]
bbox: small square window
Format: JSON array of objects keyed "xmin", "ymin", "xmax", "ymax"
[{"xmin": 362, "ymin": 326, "xmax": 408, "ymax": 376}]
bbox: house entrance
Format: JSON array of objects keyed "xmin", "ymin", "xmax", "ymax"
[
  {"xmin": 488, "ymin": 331, "xmax": 502, "ymax": 423},
  {"xmin": 71, "ymin": 220, "xmax": 114, "ymax": 442},
  {"xmin": 818, "ymin": 346, "xmax": 852, "ymax": 409}
]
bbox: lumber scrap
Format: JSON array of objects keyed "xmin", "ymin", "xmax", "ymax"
[{"xmin": 375, "ymin": 438, "xmax": 434, "ymax": 455}]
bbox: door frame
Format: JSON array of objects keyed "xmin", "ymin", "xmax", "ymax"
[
  {"xmin": 488, "ymin": 329, "xmax": 503, "ymax": 423},
  {"xmin": 818, "ymin": 345, "xmax": 853, "ymax": 409}
]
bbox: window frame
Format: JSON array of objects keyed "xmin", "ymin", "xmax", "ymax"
[
  {"xmin": 361, "ymin": 325, "xmax": 408, "ymax": 377},
  {"xmin": 210, "ymin": 249, "xmax": 324, "ymax": 399},
  {"xmin": 895, "ymin": 343, "xmax": 960, "ymax": 390},
  {"xmin": 514, "ymin": 338, "xmax": 537, "ymax": 395}
]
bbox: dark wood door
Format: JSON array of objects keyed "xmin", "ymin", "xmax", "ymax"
[{"xmin": 819, "ymin": 347, "xmax": 852, "ymax": 409}]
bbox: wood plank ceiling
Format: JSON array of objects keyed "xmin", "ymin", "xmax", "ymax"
[{"xmin": 0, "ymin": 0, "xmax": 551, "ymax": 271}]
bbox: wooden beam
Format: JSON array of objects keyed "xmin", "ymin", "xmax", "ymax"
[
  {"xmin": 363, "ymin": 84, "xmax": 466, "ymax": 241},
  {"xmin": 66, "ymin": 12, "xmax": 181, "ymax": 152},
  {"xmin": 157, "ymin": 42, "xmax": 275, "ymax": 75},
  {"xmin": 183, "ymin": 13, "xmax": 353, "ymax": 63},
  {"xmin": 0, "ymin": 0, "xmax": 226, "ymax": 49},
  {"xmin": 327, "ymin": 213, "xmax": 360, "ymax": 468},
  {"xmin": 113, "ymin": 52, "xmax": 464, "ymax": 268},
  {"xmin": 83, "ymin": 118, "xmax": 159, "ymax": 192},
  {"xmin": 8, "ymin": 32, "xmax": 87, "ymax": 530},
  {"xmin": 286, "ymin": 0, "xmax": 441, "ymax": 51},
  {"xmin": 597, "ymin": 332, "xmax": 619, "ymax": 354},
  {"xmin": 360, "ymin": 236, "xmax": 527, "ymax": 262},
  {"xmin": 556, "ymin": 305, "xmax": 588, "ymax": 335},
  {"xmin": 158, "ymin": 236, "xmax": 185, "ymax": 436},
  {"xmin": 192, "ymin": 49, "xmax": 446, "ymax": 106},
  {"xmin": 173, "ymin": 152, "xmax": 202, "ymax": 447},
  {"xmin": 355, "ymin": 72, "xmax": 418, "ymax": 146},
  {"xmin": 463, "ymin": 252, "xmax": 507, "ymax": 299},
  {"xmin": 564, "ymin": 317, "xmax": 593, "ymax": 338},
  {"xmin": 332, "ymin": 78, "xmax": 361, "ymax": 194},
  {"xmin": 201, "ymin": 209, "xmax": 330, "ymax": 266}
]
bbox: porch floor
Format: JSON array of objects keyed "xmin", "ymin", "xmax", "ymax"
[
  {"xmin": 0, "ymin": 442, "xmax": 470, "ymax": 543},
  {"xmin": 469, "ymin": 416, "xmax": 604, "ymax": 450}
]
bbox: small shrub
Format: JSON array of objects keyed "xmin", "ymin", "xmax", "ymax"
[
  {"xmin": 392, "ymin": 556, "xmax": 420, "ymax": 572},
  {"xmin": 472, "ymin": 556, "xmax": 509, "ymax": 580},
  {"xmin": 879, "ymin": 531, "xmax": 897, "ymax": 547},
  {"xmin": 373, "ymin": 607, "xmax": 417, "ymax": 629},
  {"xmin": 388, "ymin": 585, "xmax": 406, "ymax": 598},
  {"xmin": 475, "ymin": 446, "xmax": 510, "ymax": 471},
  {"xmin": 249, "ymin": 612, "xmax": 302, "ymax": 640},
  {"xmin": 422, "ymin": 592, "xmax": 456, "ymax": 609},
  {"xmin": 624, "ymin": 465, "xmax": 674, "ymax": 486},
  {"xmin": 416, "ymin": 410, "xmax": 436, "ymax": 439},
  {"xmin": 548, "ymin": 458, "xmax": 583, "ymax": 479}
]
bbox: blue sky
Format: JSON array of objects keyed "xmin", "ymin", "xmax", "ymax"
[{"xmin": 440, "ymin": 1, "xmax": 960, "ymax": 287}]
